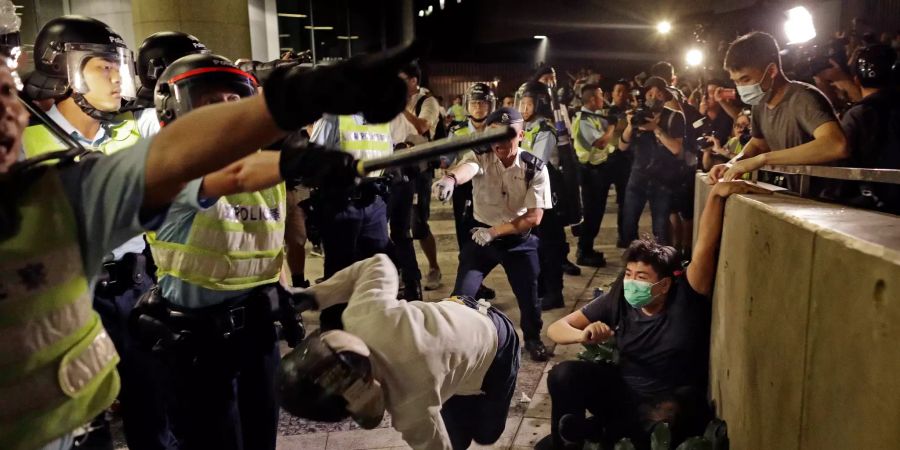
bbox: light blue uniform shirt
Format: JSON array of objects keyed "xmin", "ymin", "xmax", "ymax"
[{"xmin": 524, "ymin": 117, "xmax": 559, "ymax": 166}]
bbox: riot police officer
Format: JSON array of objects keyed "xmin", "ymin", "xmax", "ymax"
[
  {"xmin": 134, "ymin": 31, "xmax": 209, "ymax": 109},
  {"xmin": 21, "ymin": 16, "xmax": 168, "ymax": 449},
  {"xmin": 515, "ymin": 81, "xmax": 569, "ymax": 310}
]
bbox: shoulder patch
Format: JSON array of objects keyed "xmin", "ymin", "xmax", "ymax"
[{"xmin": 520, "ymin": 150, "xmax": 545, "ymax": 171}]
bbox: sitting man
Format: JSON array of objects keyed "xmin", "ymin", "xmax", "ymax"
[
  {"xmin": 279, "ymin": 254, "xmax": 520, "ymax": 450},
  {"xmin": 536, "ymin": 180, "xmax": 771, "ymax": 449}
]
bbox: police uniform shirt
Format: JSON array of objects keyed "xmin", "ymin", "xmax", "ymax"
[
  {"xmin": 30, "ymin": 105, "xmax": 150, "ymax": 259},
  {"xmin": 577, "ymin": 107, "xmax": 608, "ymax": 149},
  {"xmin": 458, "ymin": 147, "xmax": 552, "ymax": 227},
  {"xmin": 407, "ymin": 87, "xmax": 441, "ymax": 139},
  {"xmin": 308, "ymin": 254, "xmax": 498, "ymax": 450},
  {"xmin": 134, "ymin": 107, "xmax": 162, "ymax": 138},
  {"xmin": 151, "ymin": 181, "xmax": 269, "ymax": 309},
  {"xmin": 48, "ymin": 138, "xmax": 164, "ymax": 281},
  {"xmin": 524, "ymin": 117, "xmax": 559, "ymax": 166}
]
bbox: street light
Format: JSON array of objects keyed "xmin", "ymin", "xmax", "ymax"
[
  {"xmin": 784, "ymin": 6, "xmax": 816, "ymax": 44},
  {"xmin": 686, "ymin": 48, "xmax": 704, "ymax": 67},
  {"xmin": 534, "ymin": 35, "xmax": 547, "ymax": 40},
  {"xmin": 657, "ymin": 21, "xmax": 672, "ymax": 34}
]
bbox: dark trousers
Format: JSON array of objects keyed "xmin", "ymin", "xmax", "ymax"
[
  {"xmin": 93, "ymin": 259, "xmax": 178, "ymax": 450},
  {"xmin": 320, "ymin": 195, "xmax": 392, "ymax": 329},
  {"xmin": 441, "ymin": 297, "xmax": 520, "ymax": 450},
  {"xmin": 451, "ymin": 182, "xmax": 474, "ymax": 251},
  {"xmin": 387, "ymin": 178, "xmax": 422, "ymax": 286},
  {"xmin": 548, "ymin": 360, "xmax": 710, "ymax": 449},
  {"xmin": 609, "ymin": 152, "xmax": 633, "ymax": 244},
  {"xmin": 622, "ymin": 173, "xmax": 673, "ymax": 245},
  {"xmin": 452, "ymin": 233, "xmax": 543, "ymax": 342},
  {"xmin": 577, "ymin": 162, "xmax": 613, "ymax": 253},
  {"xmin": 536, "ymin": 208, "xmax": 566, "ymax": 297},
  {"xmin": 412, "ymin": 169, "xmax": 434, "ymax": 239},
  {"xmin": 169, "ymin": 320, "xmax": 281, "ymax": 450}
]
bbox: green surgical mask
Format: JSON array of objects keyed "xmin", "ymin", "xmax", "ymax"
[{"xmin": 623, "ymin": 279, "xmax": 666, "ymax": 309}]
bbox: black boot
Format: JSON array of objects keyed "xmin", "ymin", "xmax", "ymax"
[
  {"xmin": 476, "ymin": 284, "xmax": 496, "ymax": 300},
  {"xmin": 399, "ymin": 280, "xmax": 422, "ymax": 301},
  {"xmin": 525, "ymin": 340, "xmax": 551, "ymax": 361},
  {"xmin": 561, "ymin": 259, "xmax": 582, "ymax": 276},
  {"xmin": 576, "ymin": 249, "xmax": 607, "ymax": 267},
  {"xmin": 541, "ymin": 291, "xmax": 565, "ymax": 311}
]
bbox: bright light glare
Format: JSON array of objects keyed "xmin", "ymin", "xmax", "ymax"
[
  {"xmin": 439, "ymin": 0, "xmax": 445, "ymax": 9},
  {"xmin": 686, "ymin": 48, "xmax": 703, "ymax": 66},
  {"xmin": 657, "ymin": 21, "xmax": 672, "ymax": 34},
  {"xmin": 418, "ymin": 9, "xmax": 424, "ymax": 17},
  {"xmin": 784, "ymin": 6, "xmax": 816, "ymax": 44},
  {"xmin": 534, "ymin": 35, "xmax": 547, "ymax": 40}
]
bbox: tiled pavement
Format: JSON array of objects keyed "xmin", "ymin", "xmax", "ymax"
[{"xmin": 114, "ymin": 192, "xmax": 650, "ymax": 450}]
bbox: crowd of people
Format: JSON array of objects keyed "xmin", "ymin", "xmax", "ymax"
[{"xmin": 2, "ymin": 4, "xmax": 899, "ymax": 450}]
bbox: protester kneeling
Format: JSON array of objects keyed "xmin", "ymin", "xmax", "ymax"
[{"xmin": 536, "ymin": 181, "xmax": 771, "ymax": 449}]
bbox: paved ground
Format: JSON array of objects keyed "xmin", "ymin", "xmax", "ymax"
[{"xmin": 114, "ymin": 190, "xmax": 650, "ymax": 450}]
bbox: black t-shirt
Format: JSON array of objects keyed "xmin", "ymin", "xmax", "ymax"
[
  {"xmin": 631, "ymin": 107, "xmax": 686, "ymax": 184},
  {"xmin": 581, "ymin": 274, "xmax": 711, "ymax": 395}
]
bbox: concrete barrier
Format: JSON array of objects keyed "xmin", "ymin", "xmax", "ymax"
[{"xmin": 693, "ymin": 174, "xmax": 900, "ymax": 450}]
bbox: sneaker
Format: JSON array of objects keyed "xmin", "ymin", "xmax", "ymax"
[
  {"xmin": 310, "ymin": 244, "xmax": 324, "ymax": 257},
  {"xmin": 561, "ymin": 259, "xmax": 582, "ymax": 276},
  {"xmin": 424, "ymin": 268, "xmax": 442, "ymax": 291},
  {"xmin": 541, "ymin": 291, "xmax": 565, "ymax": 311},
  {"xmin": 476, "ymin": 284, "xmax": 496, "ymax": 300},
  {"xmin": 576, "ymin": 249, "xmax": 607, "ymax": 267},
  {"xmin": 525, "ymin": 340, "xmax": 550, "ymax": 362}
]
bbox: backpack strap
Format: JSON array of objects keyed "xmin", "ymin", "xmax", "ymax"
[{"xmin": 519, "ymin": 151, "xmax": 545, "ymax": 187}]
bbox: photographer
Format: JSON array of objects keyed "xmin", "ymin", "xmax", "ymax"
[
  {"xmin": 701, "ymin": 112, "xmax": 751, "ymax": 172},
  {"xmin": 839, "ymin": 44, "xmax": 900, "ymax": 213},
  {"xmin": 708, "ymin": 32, "xmax": 849, "ymax": 184},
  {"xmin": 618, "ymin": 76, "xmax": 686, "ymax": 245}
]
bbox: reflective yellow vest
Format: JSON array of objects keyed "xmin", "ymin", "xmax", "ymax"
[
  {"xmin": 572, "ymin": 111, "xmax": 610, "ymax": 165},
  {"xmin": 0, "ymin": 169, "xmax": 120, "ymax": 450},
  {"xmin": 148, "ymin": 184, "xmax": 288, "ymax": 291},
  {"xmin": 22, "ymin": 111, "xmax": 142, "ymax": 158},
  {"xmin": 449, "ymin": 104, "xmax": 467, "ymax": 122},
  {"xmin": 522, "ymin": 118, "xmax": 555, "ymax": 153},
  {"xmin": 337, "ymin": 115, "xmax": 392, "ymax": 177}
]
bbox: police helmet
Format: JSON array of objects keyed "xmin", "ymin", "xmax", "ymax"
[
  {"xmin": 278, "ymin": 330, "xmax": 385, "ymax": 429},
  {"xmin": 26, "ymin": 15, "xmax": 136, "ymax": 112},
  {"xmin": 464, "ymin": 82, "xmax": 496, "ymax": 122},
  {"xmin": 852, "ymin": 44, "xmax": 897, "ymax": 88},
  {"xmin": 154, "ymin": 53, "xmax": 257, "ymax": 126},
  {"xmin": 135, "ymin": 31, "xmax": 208, "ymax": 106},
  {"xmin": 515, "ymin": 81, "xmax": 553, "ymax": 120}
]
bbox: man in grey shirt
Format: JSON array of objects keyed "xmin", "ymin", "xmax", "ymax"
[{"xmin": 707, "ymin": 31, "xmax": 848, "ymax": 184}]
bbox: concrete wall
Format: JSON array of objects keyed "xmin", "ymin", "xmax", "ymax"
[
  {"xmin": 694, "ymin": 175, "xmax": 900, "ymax": 449},
  {"xmin": 131, "ymin": 0, "xmax": 252, "ymax": 61},
  {"xmin": 70, "ymin": 0, "xmax": 136, "ymax": 49}
]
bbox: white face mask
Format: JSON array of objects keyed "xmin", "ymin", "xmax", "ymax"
[{"xmin": 736, "ymin": 64, "xmax": 774, "ymax": 106}]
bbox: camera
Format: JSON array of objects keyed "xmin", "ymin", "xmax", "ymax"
[
  {"xmin": 630, "ymin": 106, "xmax": 655, "ymax": 128},
  {"xmin": 695, "ymin": 131, "xmax": 719, "ymax": 150}
]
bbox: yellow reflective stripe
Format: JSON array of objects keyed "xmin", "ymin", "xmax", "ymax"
[
  {"xmin": 0, "ymin": 318, "xmax": 119, "ymax": 449},
  {"xmin": 151, "ymin": 242, "xmax": 284, "ymax": 290},
  {"xmin": 0, "ymin": 291, "xmax": 93, "ymax": 367}
]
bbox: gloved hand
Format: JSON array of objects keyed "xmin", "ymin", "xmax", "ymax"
[
  {"xmin": 471, "ymin": 227, "xmax": 496, "ymax": 246},
  {"xmin": 432, "ymin": 175, "xmax": 456, "ymax": 202},
  {"xmin": 263, "ymin": 41, "xmax": 419, "ymax": 130},
  {"xmin": 280, "ymin": 144, "xmax": 357, "ymax": 189}
]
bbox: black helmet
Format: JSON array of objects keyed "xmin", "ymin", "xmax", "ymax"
[
  {"xmin": 135, "ymin": 31, "xmax": 208, "ymax": 107},
  {"xmin": 515, "ymin": 81, "xmax": 553, "ymax": 120},
  {"xmin": 278, "ymin": 330, "xmax": 385, "ymax": 430},
  {"xmin": 154, "ymin": 53, "xmax": 257, "ymax": 125},
  {"xmin": 464, "ymin": 82, "xmax": 496, "ymax": 122},
  {"xmin": 27, "ymin": 16, "xmax": 136, "ymax": 120},
  {"xmin": 853, "ymin": 44, "xmax": 897, "ymax": 88}
]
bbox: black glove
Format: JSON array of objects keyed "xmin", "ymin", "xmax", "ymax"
[
  {"xmin": 263, "ymin": 41, "xmax": 419, "ymax": 130},
  {"xmin": 279, "ymin": 144, "xmax": 357, "ymax": 189}
]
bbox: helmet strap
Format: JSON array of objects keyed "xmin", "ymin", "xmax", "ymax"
[{"xmin": 72, "ymin": 92, "xmax": 119, "ymax": 122}]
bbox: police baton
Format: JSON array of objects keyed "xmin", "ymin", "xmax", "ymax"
[{"xmin": 354, "ymin": 125, "xmax": 515, "ymax": 176}]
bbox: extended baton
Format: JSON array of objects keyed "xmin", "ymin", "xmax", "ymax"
[{"xmin": 354, "ymin": 125, "xmax": 514, "ymax": 176}]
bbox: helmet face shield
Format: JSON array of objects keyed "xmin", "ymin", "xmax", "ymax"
[
  {"xmin": 168, "ymin": 68, "xmax": 256, "ymax": 117},
  {"xmin": 65, "ymin": 43, "xmax": 136, "ymax": 110},
  {"xmin": 277, "ymin": 331, "xmax": 385, "ymax": 429}
]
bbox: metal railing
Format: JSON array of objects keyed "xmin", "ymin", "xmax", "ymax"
[{"xmin": 753, "ymin": 165, "xmax": 900, "ymax": 197}]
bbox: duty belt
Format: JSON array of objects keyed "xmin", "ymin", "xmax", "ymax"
[{"xmin": 95, "ymin": 252, "xmax": 147, "ymax": 297}]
